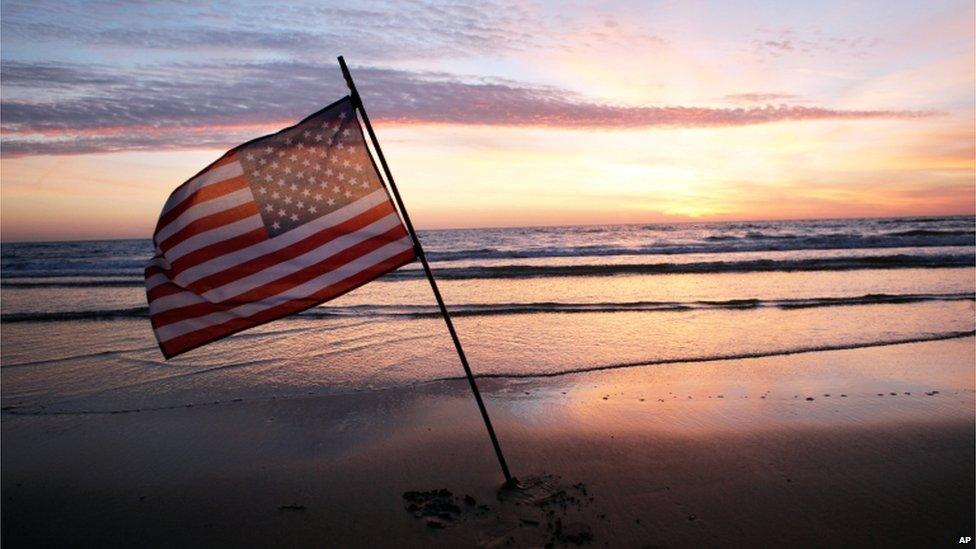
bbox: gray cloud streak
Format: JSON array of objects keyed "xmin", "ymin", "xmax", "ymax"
[
  {"xmin": 1, "ymin": 1, "xmax": 540, "ymax": 61},
  {"xmin": 1, "ymin": 61, "xmax": 935, "ymax": 156}
]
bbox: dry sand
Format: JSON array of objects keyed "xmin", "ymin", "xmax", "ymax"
[{"xmin": 3, "ymin": 337, "xmax": 974, "ymax": 547}]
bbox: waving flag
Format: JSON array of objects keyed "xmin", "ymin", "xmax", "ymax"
[{"xmin": 145, "ymin": 97, "xmax": 416, "ymax": 358}]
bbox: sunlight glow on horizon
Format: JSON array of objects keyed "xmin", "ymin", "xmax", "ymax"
[{"xmin": 3, "ymin": 116, "xmax": 973, "ymax": 242}]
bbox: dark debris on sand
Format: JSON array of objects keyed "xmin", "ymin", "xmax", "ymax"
[
  {"xmin": 402, "ymin": 475, "xmax": 598, "ymax": 546},
  {"xmin": 402, "ymin": 488, "xmax": 471, "ymax": 528}
]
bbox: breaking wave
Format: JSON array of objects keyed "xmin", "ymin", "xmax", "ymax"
[
  {"xmin": 2, "ymin": 253, "xmax": 972, "ymax": 287},
  {"xmin": 395, "ymin": 254, "xmax": 974, "ymax": 279},
  {"xmin": 432, "ymin": 330, "xmax": 976, "ymax": 381},
  {"xmin": 3, "ymin": 292, "xmax": 971, "ymax": 323}
]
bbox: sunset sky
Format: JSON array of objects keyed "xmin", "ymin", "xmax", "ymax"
[{"xmin": 1, "ymin": 0, "xmax": 973, "ymax": 241}]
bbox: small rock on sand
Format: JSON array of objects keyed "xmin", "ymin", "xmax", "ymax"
[
  {"xmin": 555, "ymin": 522, "xmax": 592, "ymax": 544},
  {"xmin": 402, "ymin": 489, "xmax": 461, "ymax": 522}
]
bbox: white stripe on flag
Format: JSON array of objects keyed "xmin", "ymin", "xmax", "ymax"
[
  {"xmin": 154, "ymin": 236, "xmax": 414, "ymax": 342},
  {"xmin": 164, "ymin": 214, "xmax": 265, "ymax": 262},
  {"xmin": 161, "ymin": 161, "xmax": 244, "ymax": 215},
  {"xmin": 148, "ymin": 289, "xmax": 210, "ymax": 317},
  {"xmin": 155, "ymin": 187, "xmax": 255, "ymax": 244}
]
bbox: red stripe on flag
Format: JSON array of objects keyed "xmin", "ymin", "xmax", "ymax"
[
  {"xmin": 155, "ymin": 174, "xmax": 249, "ymax": 234},
  {"xmin": 165, "ymin": 227, "xmax": 269, "ymax": 282},
  {"xmin": 158, "ymin": 201, "xmax": 260, "ymax": 253},
  {"xmin": 145, "ymin": 264, "xmax": 166, "ymax": 280},
  {"xmin": 145, "ymin": 281, "xmax": 186, "ymax": 304}
]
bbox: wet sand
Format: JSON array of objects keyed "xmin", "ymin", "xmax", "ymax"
[{"xmin": 3, "ymin": 337, "xmax": 974, "ymax": 547}]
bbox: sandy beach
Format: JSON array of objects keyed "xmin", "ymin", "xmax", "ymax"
[{"xmin": 3, "ymin": 336, "xmax": 973, "ymax": 547}]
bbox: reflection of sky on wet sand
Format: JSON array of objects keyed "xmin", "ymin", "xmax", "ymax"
[{"xmin": 497, "ymin": 337, "xmax": 974, "ymax": 437}]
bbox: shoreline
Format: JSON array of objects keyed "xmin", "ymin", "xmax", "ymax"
[
  {"xmin": 3, "ymin": 338, "xmax": 974, "ymax": 546},
  {"xmin": 3, "ymin": 330, "xmax": 973, "ymax": 416}
]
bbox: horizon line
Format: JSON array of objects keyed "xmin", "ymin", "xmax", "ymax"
[{"xmin": 2, "ymin": 212, "xmax": 974, "ymax": 245}]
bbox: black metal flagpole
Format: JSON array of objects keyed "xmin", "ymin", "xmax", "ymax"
[{"xmin": 337, "ymin": 56, "xmax": 514, "ymax": 485}]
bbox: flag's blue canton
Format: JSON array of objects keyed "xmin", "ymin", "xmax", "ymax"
[{"xmin": 239, "ymin": 99, "xmax": 383, "ymax": 236}]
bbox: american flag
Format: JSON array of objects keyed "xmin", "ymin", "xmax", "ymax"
[{"xmin": 145, "ymin": 97, "xmax": 416, "ymax": 358}]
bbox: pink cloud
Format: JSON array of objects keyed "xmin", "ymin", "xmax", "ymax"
[{"xmin": 0, "ymin": 61, "xmax": 937, "ymax": 156}]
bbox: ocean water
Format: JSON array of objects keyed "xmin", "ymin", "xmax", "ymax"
[{"xmin": 2, "ymin": 216, "xmax": 974, "ymax": 413}]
